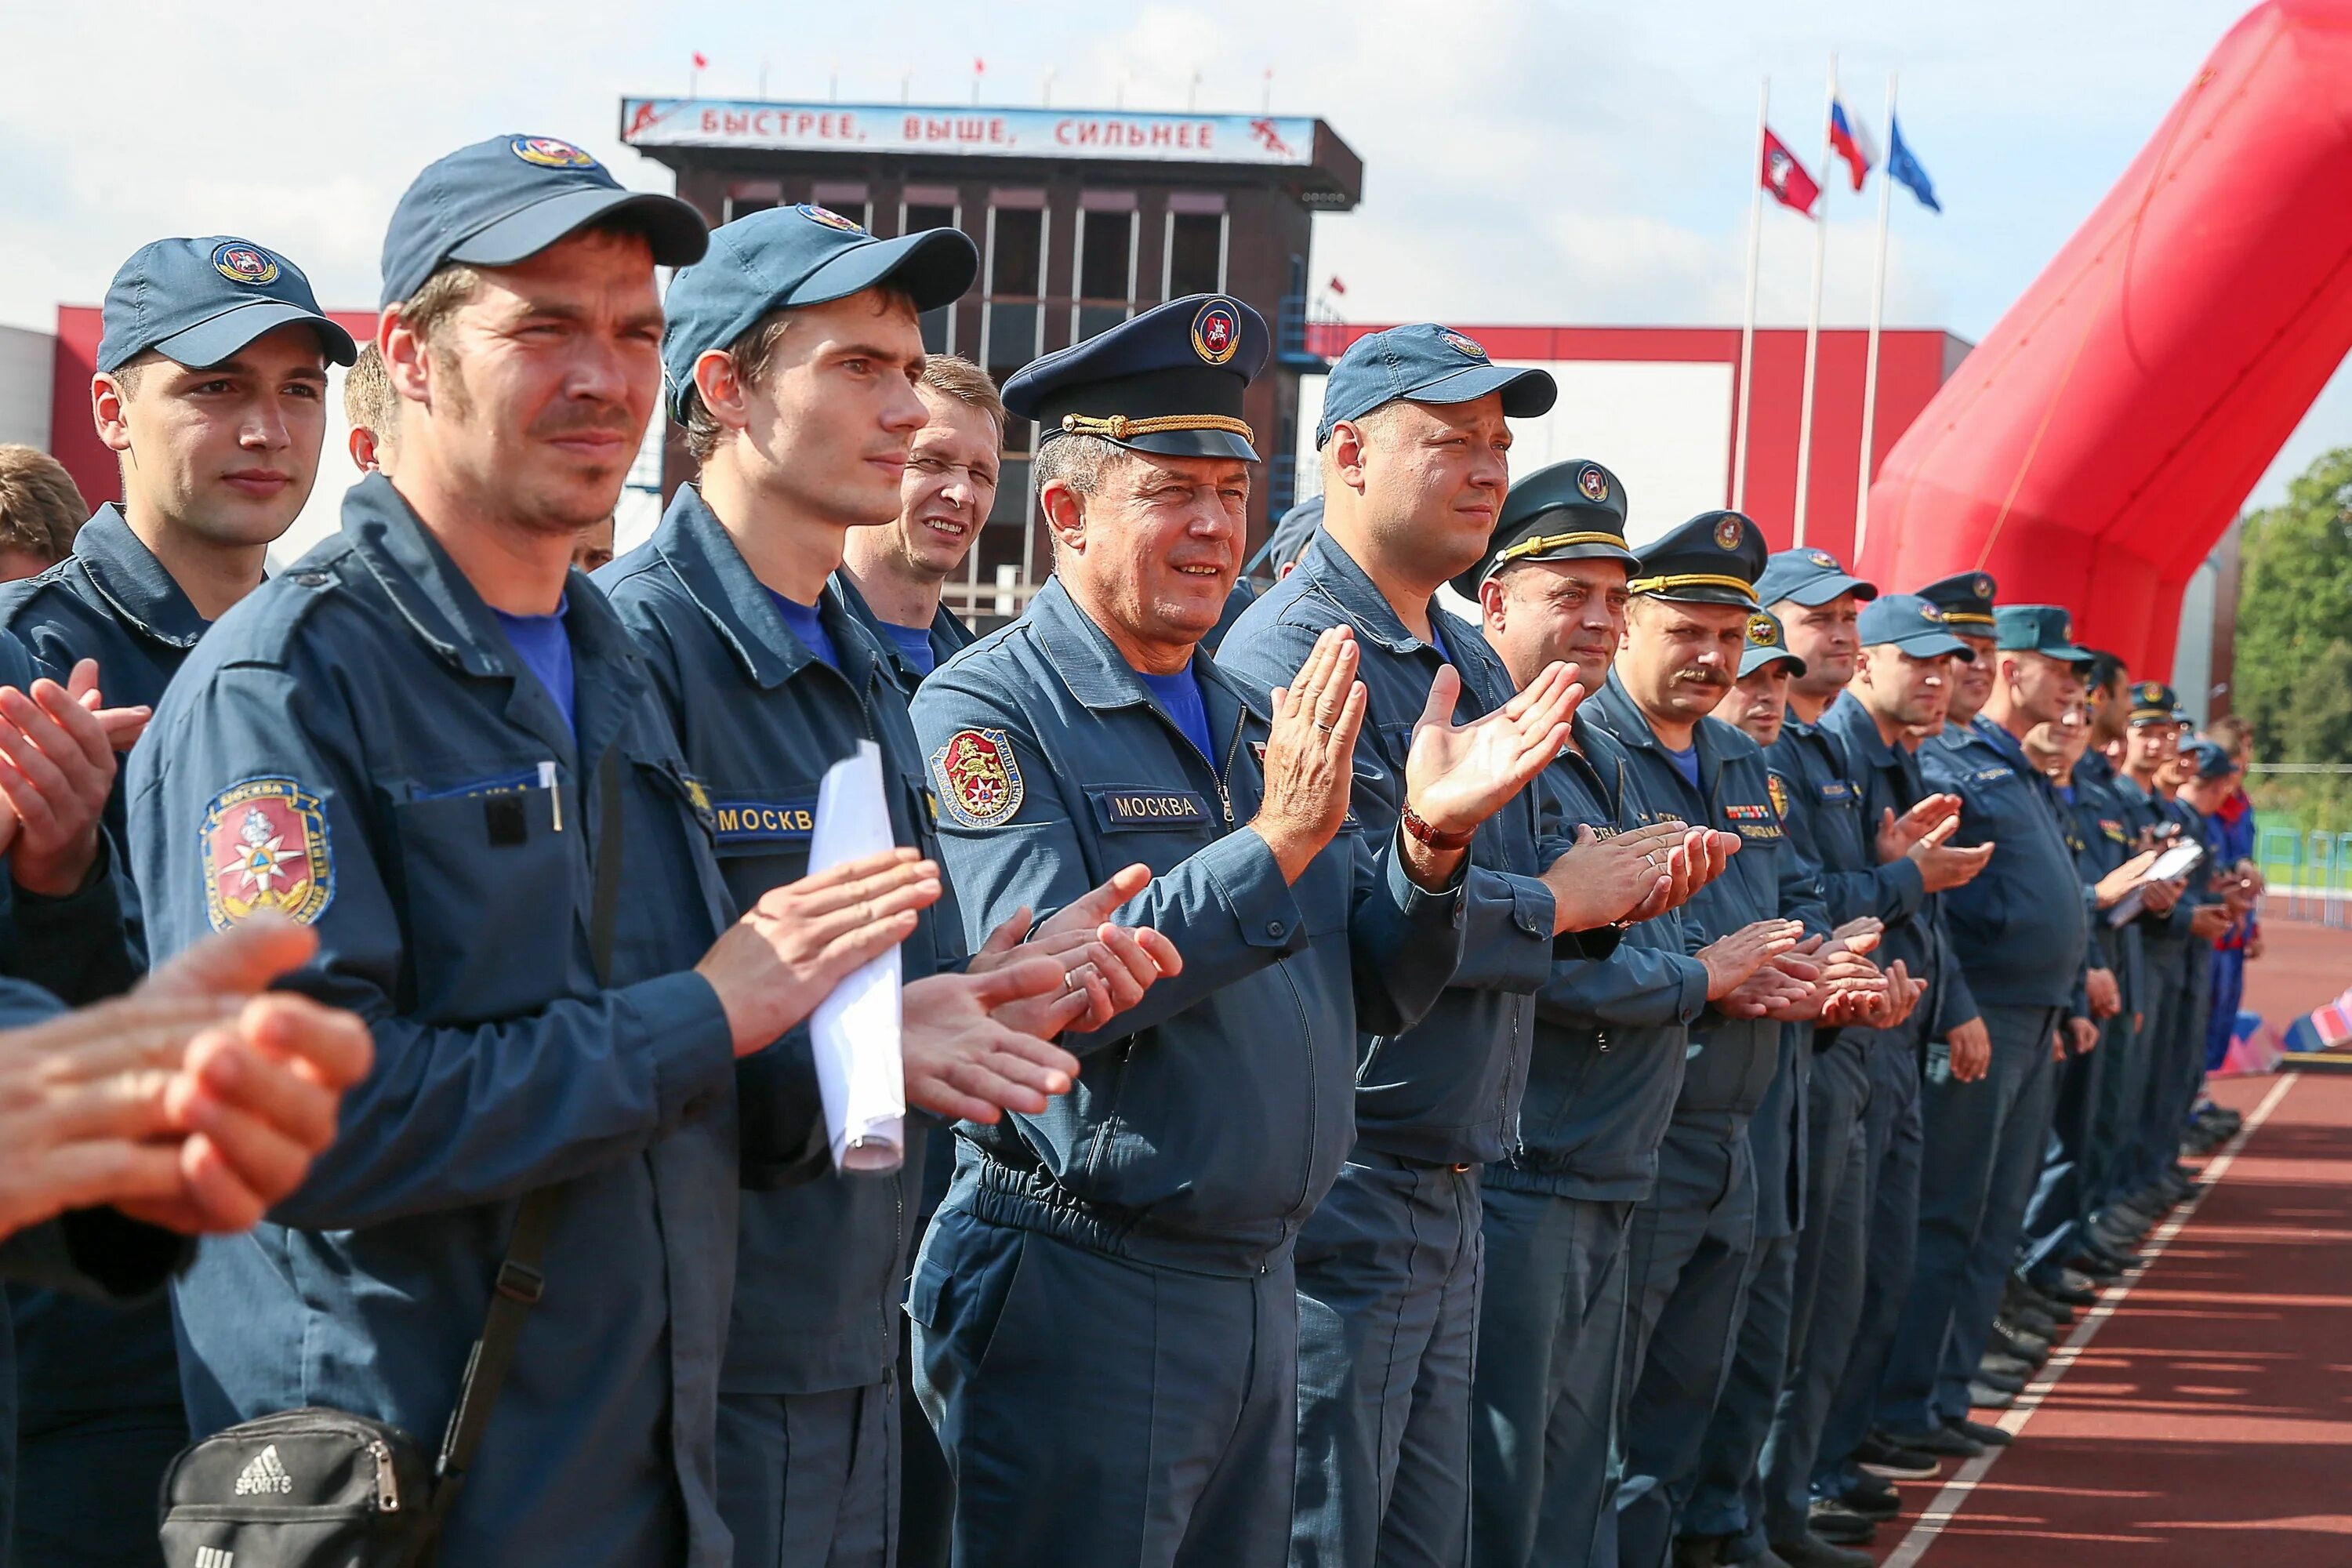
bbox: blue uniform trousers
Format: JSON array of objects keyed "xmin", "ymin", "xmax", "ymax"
[
  {"xmin": 1467, "ymin": 1191, "xmax": 1634, "ymax": 1568},
  {"xmin": 2120, "ymin": 943, "xmax": 2194, "ymax": 1195},
  {"xmin": 1813, "ymin": 1022, "xmax": 1925, "ymax": 1491},
  {"xmin": 719, "ymin": 1384, "xmax": 895, "ymax": 1568},
  {"xmin": 1878, "ymin": 1004, "xmax": 2059, "ymax": 1434},
  {"xmin": 1756, "ymin": 1042, "xmax": 1872, "ymax": 1547},
  {"xmin": 2018, "ymin": 1023, "xmax": 2110, "ymax": 1284},
  {"xmin": 1680, "ymin": 1232, "xmax": 1793, "ymax": 1550},
  {"xmin": 2172, "ymin": 948, "xmax": 2216, "ymax": 1146},
  {"xmin": 1292, "ymin": 1156, "xmax": 1483, "ymax": 1568},
  {"xmin": 911, "ymin": 1208, "xmax": 1296, "ymax": 1568},
  {"xmin": 1613, "ymin": 1127, "xmax": 1757, "ymax": 1568},
  {"xmin": 2088, "ymin": 1006, "xmax": 2154, "ymax": 1215},
  {"xmin": 896, "ymin": 1319, "xmax": 950, "ymax": 1568},
  {"xmin": 2205, "ymin": 946, "xmax": 2246, "ymax": 1073}
]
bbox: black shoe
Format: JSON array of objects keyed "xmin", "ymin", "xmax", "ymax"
[
  {"xmin": 2067, "ymin": 1249, "xmax": 2124, "ymax": 1280},
  {"xmin": 2005, "ymin": 1304, "xmax": 2060, "ymax": 1338},
  {"xmin": 1883, "ymin": 1423, "xmax": 1984, "ymax": 1458},
  {"xmin": 1769, "ymin": 1534, "xmax": 1873, "ymax": 1568},
  {"xmin": 1808, "ymin": 1499, "xmax": 1879, "ymax": 1546},
  {"xmin": 1854, "ymin": 1432, "xmax": 1939, "ymax": 1479},
  {"xmin": 2092, "ymin": 1215, "xmax": 2146, "ymax": 1250},
  {"xmin": 1951, "ymin": 1416, "xmax": 2013, "ymax": 1446},
  {"xmin": 1981, "ymin": 1350, "xmax": 2035, "ymax": 1381},
  {"xmin": 2009, "ymin": 1280, "xmax": 2073, "ymax": 1324},
  {"xmin": 1973, "ymin": 1361, "xmax": 2027, "ymax": 1396},
  {"xmin": 1838, "ymin": 1469, "xmax": 1903, "ymax": 1517},
  {"xmin": 2078, "ymin": 1238, "xmax": 2140, "ymax": 1271},
  {"xmin": 2052, "ymin": 1268, "xmax": 2101, "ymax": 1302},
  {"xmin": 1967, "ymin": 1378, "xmax": 2016, "ymax": 1410},
  {"xmin": 1988, "ymin": 1318, "xmax": 2050, "ymax": 1364}
]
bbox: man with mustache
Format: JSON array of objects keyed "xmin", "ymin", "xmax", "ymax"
[
  {"xmin": 1221, "ymin": 336, "xmax": 1713, "ymax": 1568},
  {"xmin": 130, "ymin": 136, "xmax": 1064, "ymax": 1566},
  {"xmin": 837, "ymin": 354, "xmax": 998, "ymax": 694},
  {"xmin": 1807, "ymin": 594, "xmax": 1992, "ymax": 1526},
  {"xmin": 1874, "ymin": 605, "xmax": 2100, "ymax": 1461},
  {"xmin": 907, "ymin": 295, "xmax": 1570, "ymax": 1566},
  {"xmin": 0, "ymin": 232, "xmax": 357, "ymax": 1568},
  {"xmin": 1585, "ymin": 514, "xmax": 1886, "ymax": 1568},
  {"xmin": 1459, "ymin": 462, "xmax": 1788, "ymax": 1568}
]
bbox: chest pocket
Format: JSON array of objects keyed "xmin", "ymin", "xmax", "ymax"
[{"xmin": 387, "ymin": 765, "xmax": 586, "ymax": 1023}]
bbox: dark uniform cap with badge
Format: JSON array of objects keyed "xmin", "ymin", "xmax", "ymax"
[
  {"xmin": 1738, "ymin": 608, "xmax": 1806, "ymax": 677},
  {"xmin": 379, "ymin": 133, "xmax": 710, "ymax": 310},
  {"xmin": 2127, "ymin": 681, "xmax": 2183, "ymax": 727},
  {"xmin": 97, "ymin": 237, "xmax": 358, "ymax": 373},
  {"xmin": 1754, "ymin": 546, "xmax": 1877, "ymax": 609},
  {"xmin": 1857, "ymin": 593, "xmax": 1974, "ymax": 659},
  {"xmin": 1914, "ymin": 570, "xmax": 1999, "ymax": 631},
  {"xmin": 1002, "ymin": 292, "xmax": 1269, "ymax": 462},
  {"xmin": 1314, "ymin": 324, "xmax": 1557, "ymax": 448},
  {"xmin": 1450, "ymin": 457, "xmax": 1636, "ymax": 599},
  {"xmin": 1993, "ymin": 603, "xmax": 2095, "ymax": 666},
  {"xmin": 661, "ymin": 204, "xmax": 979, "ymax": 422},
  {"xmin": 1627, "ymin": 510, "xmax": 1768, "ymax": 607}
]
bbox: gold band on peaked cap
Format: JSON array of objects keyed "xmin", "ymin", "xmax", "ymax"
[
  {"xmin": 1937, "ymin": 610, "xmax": 1996, "ymax": 627},
  {"xmin": 1494, "ymin": 531, "xmax": 1629, "ymax": 567},
  {"xmin": 1058, "ymin": 412, "xmax": 1257, "ymax": 445},
  {"xmin": 1626, "ymin": 572, "xmax": 1759, "ymax": 603}
]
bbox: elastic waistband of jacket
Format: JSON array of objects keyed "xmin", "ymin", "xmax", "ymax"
[{"xmin": 963, "ymin": 1156, "xmax": 1295, "ymax": 1279}]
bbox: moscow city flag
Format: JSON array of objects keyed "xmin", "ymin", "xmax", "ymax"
[{"xmin": 1761, "ymin": 129, "xmax": 1821, "ymax": 216}]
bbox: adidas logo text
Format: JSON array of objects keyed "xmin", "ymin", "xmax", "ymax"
[{"xmin": 232, "ymin": 1443, "xmax": 293, "ymax": 1497}]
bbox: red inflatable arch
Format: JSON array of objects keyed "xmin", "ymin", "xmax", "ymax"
[{"xmin": 1859, "ymin": 0, "xmax": 2352, "ymax": 678}]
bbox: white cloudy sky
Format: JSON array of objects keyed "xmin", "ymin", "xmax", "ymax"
[{"xmin": 2, "ymin": 0, "xmax": 2340, "ymax": 510}]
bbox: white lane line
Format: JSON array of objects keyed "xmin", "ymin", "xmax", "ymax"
[{"xmin": 1878, "ymin": 1070, "xmax": 2299, "ymax": 1568}]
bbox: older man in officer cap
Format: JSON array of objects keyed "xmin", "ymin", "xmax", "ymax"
[
  {"xmin": 1873, "ymin": 605, "xmax": 2100, "ymax": 1461},
  {"xmin": 132, "ymin": 134, "xmax": 1069, "ymax": 1567},
  {"xmin": 1221, "ymin": 340, "xmax": 1715, "ymax": 1568},
  {"xmin": 1460, "ymin": 463, "xmax": 1788, "ymax": 1568},
  {"xmin": 1584, "ymin": 513, "xmax": 1893, "ymax": 1568},
  {"xmin": 906, "ymin": 294, "xmax": 1582, "ymax": 1567}
]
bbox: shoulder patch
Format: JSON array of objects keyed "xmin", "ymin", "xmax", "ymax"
[
  {"xmin": 203, "ymin": 777, "xmax": 333, "ymax": 931},
  {"xmin": 930, "ymin": 728, "xmax": 1025, "ymax": 828}
]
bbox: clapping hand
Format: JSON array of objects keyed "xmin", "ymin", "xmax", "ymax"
[{"xmin": 1248, "ymin": 627, "xmax": 1367, "ymax": 885}]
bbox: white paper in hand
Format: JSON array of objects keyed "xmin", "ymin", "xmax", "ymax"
[{"xmin": 809, "ymin": 741, "xmax": 906, "ymax": 1173}]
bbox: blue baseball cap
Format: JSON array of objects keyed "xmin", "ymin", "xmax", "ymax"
[
  {"xmin": 1739, "ymin": 608, "xmax": 1806, "ymax": 677},
  {"xmin": 1314, "ymin": 325, "xmax": 1555, "ymax": 448},
  {"xmin": 380, "ymin": 134, "xmax": 708, "ymax": 310},
  {"xmin": 2180, "ymin": 739, "xmax": 2234, "ymax": 780},
  {"xmin": 1755, "ymin": 546, "xmax": 1877, "ymax": 609},
  {"xmin": 1994, "ymin": 604, "xmax": 2094, "ymax": 666},
  {"xmin": 96, "ymin": 238, "xmax": 356, "ymax": 373},
  {"xmin": 1857, "ymin": 593, "xmax": 1974, "ymax": 659},
  {"xmin": 662, "ymin": 205, "xmax": 978, "ymax": 422},
  {"xmin": 1004, "ymin": 294, "xmax": 1269, "ymax": 462}
]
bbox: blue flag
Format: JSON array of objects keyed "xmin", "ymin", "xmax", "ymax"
[{"xmin": 1888, "ymin": 114, "xmax": 1940, "ymax": 212}]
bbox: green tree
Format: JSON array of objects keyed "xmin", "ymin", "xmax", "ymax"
[{"xmin": 2234, "ymin": 445, "xmax": 2352, "ymax": 774}]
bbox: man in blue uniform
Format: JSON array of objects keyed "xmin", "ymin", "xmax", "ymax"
[
  {"xmin": 1585, "ymin": 514, "xmax": 1888, "ymax": 1568},
  {"xmin": 1808, "ymin": 593, "xmax": 1990, "ymax": 1515},
  {"xmin": 1877, "ymin": 605, "xmax": 2097, "ymax": 1457},
  {"xmin": 129, "ymin": 133, "xmax": 1076, "ymax": 1568},
  {"xmin": 608, "ymin": 202, "xmax": 1162, "ymax": 1568},
  {"xmin": 1457, "ymin": 461, "xmax": 1781, "ymax": 1568},
  {"xmin": 1223, "ymin": 336, "xmax": 1716, "ymax": 1568},
  {"xmin": 837, "ymin": 353, "xmax": 997, "ymax": 692},
  {"xmin": 907, "ymin": 295, "xmax": 1581, "ymax": 1566},
  {"xmin": 0, "ymin": 230, "xmax": 358, "ymax": 1567}
]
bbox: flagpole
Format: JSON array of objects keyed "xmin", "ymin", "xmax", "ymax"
[
  {"xmin": 1733, "ymin": 77, "xmax": 1769, "ymax": 513},
  {"xmin": 1856, "ymin": 72, "xmax": 1897, "ymax": 566},
  {"xmin": 1792, "ymin": 53, "xmax": 1836, "ymax": 549}
]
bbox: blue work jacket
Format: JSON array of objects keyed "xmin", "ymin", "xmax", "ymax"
[
  {"xmin": 833, "ymin": 571, "xmax": 978, "ymax": 699},
  {"xmin": 1921, "ymin": 715, "xmax": 2092, "ymax": 1011},
  {"xmin": 909, "ymin": 575, "xmax": 1465, "ymax": 1277},
  {"xmin": 126, "ymin": 474, "xmax": 825, "ymax": 1568},
  {"xmin": 1218, "ymin": 533, "xmax": 1566, "ymax": 1167}
]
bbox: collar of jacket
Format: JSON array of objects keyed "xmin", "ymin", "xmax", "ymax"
[
  {"xmin": 1595, "ymin": 668, "xmax": 1730, "ymax": 799},
  {"xmin": 650, "ymin": 484, "xmax": 884, "ymax": 696},
  {"xmin": 68, "ymin": 504, "xmax": 209, "ymax": 650},
  {"xmin": 1819, "ymin": 688, "xmax": 1898, "ymax": 768},
  {"xmin": 1968, "ymin": 710, "xmax": 2038, "ymax": 774},
  {"xmin": 1291, "ymin": 530, "xmax": 1450, "ymax": 657},
  {"xmin": 1027, "ymin": 575, "xmax": 1252, "ymax": 735},
  {"xmin": 831, "ymin": 567, "xmax": 960, "ymax": 687},
  {"xmin": 339, "ymin": 471, "xmax": 641, "ymax": 691}
]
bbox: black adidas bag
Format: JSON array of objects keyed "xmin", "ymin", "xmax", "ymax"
[{"xmin": 158, "ymin": 750, "xmax": 626, "ymax": 1567}]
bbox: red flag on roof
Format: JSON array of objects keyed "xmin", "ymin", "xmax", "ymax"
[
  {"xmin": 692, "ymin": 51, "xmax": 709, "ymax": 69},
  {"xmin": 1761, "ymin": 128, "xmax": 1821, "ymax": 217}
]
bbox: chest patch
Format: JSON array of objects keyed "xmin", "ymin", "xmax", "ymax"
[
  {"xmin": 1090, "ymin": 789, "xmax": 1210, "ymax": 830},
  {"xmin": 1972, "ymin": 765, "xmax": 2016, "ymax": 785},
  {"xmin": 931, "ymin": 728, "xmax": 1025, "ymax": 828},
  {"xmin": 1816, "ymin": 779, "xmax": 1852, "ymax": 801},
  {"xmin": 710, "ymin": 797, "xmax": 818, "ymax": 844},
  {"xmin": 1766, "ymin": 775, "xmax": 1790, "ymax": 818},
  {"xmin": 203, "ymin": 777, "xmax": 334, "ymax": 932},
  {"xmin": 1724, "ymin": 801, "xmax": 1773, "ymax": 822},
  {"xmin": 2100, "ymin": 818, "xmax": 2128, "ymax": 844}
]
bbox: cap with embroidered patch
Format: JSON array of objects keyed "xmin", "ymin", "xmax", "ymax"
[
  {"xmin": 1003, "ymin": 293, "xmax": 1269, "ymax": 462},
  {"xmin": 1314, "ymin": 324, "xmax": 1555, "ymax": 448},
  {"xmin": 1857, "ymin": 593, "xmax": 1973, "ymax": 659},
  {"xmin": 2127, "ymin": 681, "xmax": 2182, "ymax": 726},
  {"xmin": 1739, "ymin": 608, "xmax": 1806, "ymax": 677},
  {"xmin": 1450, "ymin": 457, "xmax": 1637, "ymax": 598},
  {"xmin": 1755, "ymin": 546, "xmax": 1877, "ymax": 610},
  {"xmin": 1915, "ymin": 570, "xmax": 1998, "ymax": 631},
  {"xmin": 98, "ymin": 237, "xmax": 356, "ymax": 372},
  {"xmin": 1628, "ymin": 510, "xmax": 1767, "ymax": 608},
  {"xmin": 380, "ymin": 134, "xmax": 708, "ymax": 310},
  {"xmin": 662, "ymin": 205, "xmax": 978, "ymax": 421},
  {"xmin": 1994, "ymin": 604, "xmax": 2093, "ymax": 666}
]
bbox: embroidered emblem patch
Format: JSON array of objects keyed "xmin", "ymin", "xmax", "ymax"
[
  {"xmin": 1767, "ymin": 774, "xmax": 1789, "ymax": 819},
  {"xmin": 710, "ymin": 798, "xmax": 817, "ymax": 844},
  {"xmin": 1191, "ymin": 299, "xmax": 1241, "ymax": 365},
  {"xmin": 1974, "ymin": 576, "xmax": 1993, "ymax": 600},
  {"xmin": 1921, "ymin": 603, "xmax": 1944, "ymax": 622},
  {"xmin": 1715, "ymin": 514, "xmax": 1744, "ymax": 550},
  {"xmin": 1746, "ymin": 613, "xmax": 1780, "ymax": 648},
  {"xmin": 210, "ymin": 241, "xmax": 279, "ymax": 286},
  {"xmin": 1442, "ymin": 329, "xmax": 1488, "ymax": 360},
  {"xmin": 1808, "ymin": 550, "xmax": 1837, "ymax": 569},
  {"xmin": 931, "ymin": 728, "xmax": 1025, "ymax": 827},
  {"xmin": 1577, "ymin": 463, "xmax": 1610, "ymax": 503},
  {"xmin": 202, "ymin": 778, "xmax": 332, "ymax": 931},
  {"xmin": 796, "ymin": 202, "xmax": 868, "ymax": 234},
  {"xmin": 509, "ymin": 136, "xmax": 598, "ymax": 169},
  {"xmin": 2136, "ymin": 682, "xmax": 2165, "ymax": 704}
]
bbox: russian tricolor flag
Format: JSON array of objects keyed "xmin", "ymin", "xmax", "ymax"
[{"xmin": 1829, "ymin": 100, "xmax": 1878, "ymax": 191}]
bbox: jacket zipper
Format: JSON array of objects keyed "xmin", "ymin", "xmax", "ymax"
[{"xmin": 1217, "ymin": 706, "xmax": 1247, "ymax": 826}]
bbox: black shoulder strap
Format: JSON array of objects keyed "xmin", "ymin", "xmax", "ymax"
[{"xmin": 422, "ymin": 747, "xmax": 625, "ymax": 1538}]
